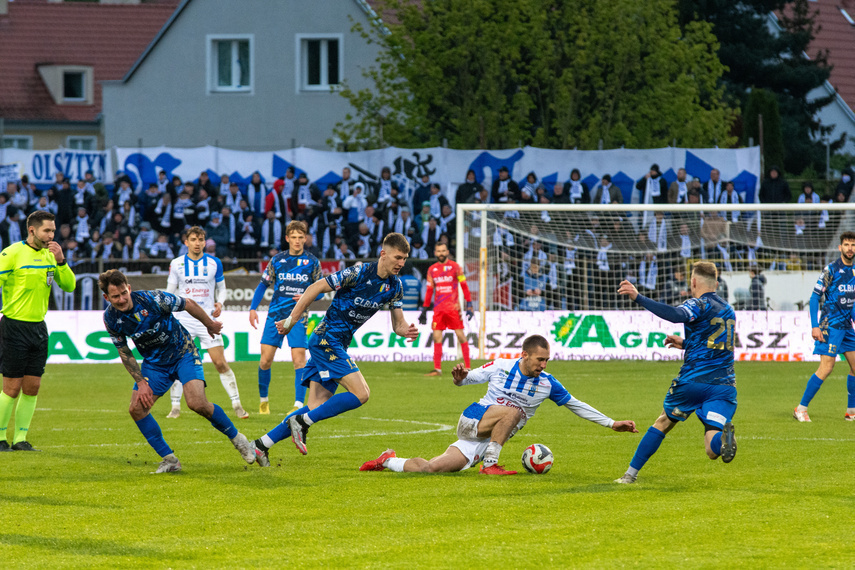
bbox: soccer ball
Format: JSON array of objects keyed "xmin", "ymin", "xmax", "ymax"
[{"xmin": 521, "ymin": 443, "xmax": 553, "ymax": 474}]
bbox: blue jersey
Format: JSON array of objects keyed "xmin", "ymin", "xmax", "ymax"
[
  {"xmin": 313, "ymin": 262, "xmax": 404, "ymax": 347},
  {"xmin": 103, "ymin": 290, "xmax": 198, "ymax": 365},
  {"xmin": 259, "ymin": 251, "xmax": 322, "ymax": 320},
  {"xmin": 812, "ymin": 259, "xmax": 855, "ymax": 330},
  {"xmin": 675, "ymin": 292, "xmax": 736, "ymax": 386}
]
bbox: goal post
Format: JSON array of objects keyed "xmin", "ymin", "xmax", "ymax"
[{"xmin": 455, "ymin": 202, "xmax": 855, "ymax": 359}]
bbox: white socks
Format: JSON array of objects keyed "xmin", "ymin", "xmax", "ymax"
[
  {"xmin": 170, "ymin": 381, "xmax": 182, "ymax": 408},
  {"xmin": 483, "ymin": 442, "xmax": 502, "ymax": 467},
  {"xmin": 386, "ymin": 457, "xmax": 407, "ymax": 472},
  {"xmin": 219, "ymin": 369, "xmax": 241, "ymax": 404}
]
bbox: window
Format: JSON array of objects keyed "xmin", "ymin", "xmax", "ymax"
[
  {"xmin": 297, "ymin": 35, "xmax": 343, "ymax": 91},
  {"xmin": 67, "ymin": 136, "xmax": 97, "ymax": 150},
  {"xmin": 64, "ymin": 71, "xmax": 85, "ymax": 101},
  {"xmin": 208, "ymin": 35, "xmax": 253, "ymax": 93},
  {"xmin": 2, "ymin": 136, "xmax": 32, "ymax": 150}
]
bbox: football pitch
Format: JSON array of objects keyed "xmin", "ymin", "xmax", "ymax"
[{"xmin": 4, "ymin": 360, "xmax": 854, "ymax": 568}]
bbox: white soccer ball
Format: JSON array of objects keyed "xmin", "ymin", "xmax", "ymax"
[{"xmin": 521, "ymin": 443, "xmax": 553, "ymax": 474}]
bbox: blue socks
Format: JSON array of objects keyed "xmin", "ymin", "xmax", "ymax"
[
  {"xmin": 295, "ymin": 367, "xmax": 307, "ymax": 404},
  {"xmin": 848, "ymin": 375, "xmax": 855, "ymax": 409},
  {"xmin": 266, "ymin": 405, "xmax": 310, "ymax": 444},
  {"xmin": 208, "ymin": 404, "xmax": 238, "ymax": 439},
  {"xmin": 307, "ymin": 392, "xmax": 362, "ymax": 424},
  {"xmin": 135, "ymin": 415, "xmax": 172, "ymax": 457},
  {"xmin": 258, "ymin": 367, "xmax": 271, "ymax": 399},
  {"xmin": 710, "ymin": 431, "xmax": 723, "ymax": 456},
  {"xmin": 629, "ymin": 426, "xmax": 666, "ymax": 471},
  {"xmin": 800, "ymin": 374, "xmax": 824, "ymax": 407}
]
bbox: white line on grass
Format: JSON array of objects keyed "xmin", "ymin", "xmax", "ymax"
[{"xmin": 36, "ymin": 416, "xmax": 454, "ymax": 448}]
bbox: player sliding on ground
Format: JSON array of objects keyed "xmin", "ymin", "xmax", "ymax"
[
  {"xmin": 165, "ymin": 227, "xmax": 248, "ymax": 419},
  {"xmin": 100, "ymin": 270, "xmax": 256, "ymax": 473},
  {"xmin": 794, "ymin": 231, "xmax": 855, "ymax": 422},
  {"xmin": 251, "ymin": 233, "xmax": 418, "ymax": 466},
  {"xmin": 614, "ymin": 261, "xmax": 737, "ymax": 485},
  {"xmin": 360, "ymin": 335, "xmax": 637, "ymax": 475},
  {"xmin": 419, "ymin": 242, "xmax": 474, "ymax": 375}
]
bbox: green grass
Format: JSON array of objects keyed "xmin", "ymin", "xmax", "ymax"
[{"xmin": 3, "ymin": 360, "xmax": 855, "ymax": 568}]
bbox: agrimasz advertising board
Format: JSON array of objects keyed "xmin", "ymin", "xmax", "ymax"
[{"xmin": 43, "ymin": 310, "xmax": 816, "ymax": 364}]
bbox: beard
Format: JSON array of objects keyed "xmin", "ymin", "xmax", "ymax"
[{"xmin": 436, "ymin": 254, "xmax": 448, "ymax": 263}]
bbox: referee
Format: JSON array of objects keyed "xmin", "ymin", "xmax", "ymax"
[{"xmin": 0, "ymin": 210, "xmax": 75, "ymax": 451}]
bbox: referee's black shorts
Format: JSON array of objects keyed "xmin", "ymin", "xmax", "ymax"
[{"xmin": 0, "ymin": 316, "xmax": 49, "ymax": 378}]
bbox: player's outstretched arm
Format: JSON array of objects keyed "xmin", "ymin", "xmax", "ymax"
[
  {"xmin": 117, "ymin": 345, "xmax": 154, "ymax": 408},
  {"xmin": 184, "ymin": 298, "xmax": 223, "ymax": 338},
  {"xmin": 664, "ymin": 334, "xmax": 683, "ymax": 350},
  {"xmin": 617, "ymin": 280, "xmax": 639, "ymax": 301},
  {"xmin": 611, "ymin": 420, "xmax": 638, "ymax": 433},
  {"xmin": 278, "ymin": 279, "xmax": 333, "ymax": 334},
  {"xmin": 622, "ymin": 281, "xmax": 691, "ymax": 324},
  {"xmin": 391, "ymin": 308, "xmax": 418, "ymax": 342}
]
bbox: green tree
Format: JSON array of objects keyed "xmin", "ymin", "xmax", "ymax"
[
  {"xmin": 332, "ymin": 0, "xmax": 736, "ymax": 150},
  {"xmin": 678, "ymin": 0, "xmax": 844, "ymax": 174},
  {"xmin": 742, "ymin": 89, "xmax": 785, "ymax": 171}
]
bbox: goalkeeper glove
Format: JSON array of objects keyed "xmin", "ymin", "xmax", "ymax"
[
  {"xmin": 418, "ymin": 307, "xmax": 428, "ymax": 325},
  {"xmin": 465, "ymin": 302, "xmax": 474, "ymax": 321}
]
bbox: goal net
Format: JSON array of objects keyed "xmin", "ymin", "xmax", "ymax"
[{"xmin": 456, "ymin": 202, "xmax": 855, "ymax": 354}]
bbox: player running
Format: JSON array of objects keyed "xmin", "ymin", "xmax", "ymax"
[
  {"xmin": 165, "ymin": 227, "xmax": 248, "ymax": 419},
  {"xmin": 249, "ymin": 221, "xmax": 321, "ymax": 415},
  {"xmin": 418, "ymin": 242, "xmax": 474, "ymax": 376},
  {"xmin": 251, "ymin": 233, "xmax": 418, "ymax": 465},
  {"xmin": 100, "ymin": 270, "xmax": 255, "ymax": 473},
  {"xmin": 614, "ymin": 261, "xmax": 737, "ymax": 484},
  {"xmin": 794, "ymin": 231, "xmax": 855, "ymax": 422},
  {"xmin": 360, "ymin": 335, "xmax": 637, "ymax": 475}
]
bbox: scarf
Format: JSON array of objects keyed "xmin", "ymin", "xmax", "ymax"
[
  {"xmin": 597, "ymin": 243, "xmax": 612, "ymax": 271},
  {"xmin": 795, "ymin": 223, "xmax": 805, "ymax": 236},
  {"xmin": 7, "ymin": 219, "xmax": 21, "ymax": 243},
  {"xmin": 75, "ymin": 215, "xmax": 90, "ymax": 242},
  {"xmin": 676, "ymin": 181, "xmax": 688, "ymax": 203},
  {"xmin": 707, "ymin": 180, "xmax": 722, "ymax": 203},
  {"xmin": 716, "ymin": 244, "xmax": 733, "ymax": 271},
  {"xmin": 564, "ymin": 248, "xmax": 576, "ymax": 274},
  {"xmin": 496, "ymin": 180, "xmax": 509, "ymax": 202},
  {"xmin": 261, "ymin": 219, "xmax": 282, "ymax": 249},
  {"xmin": 568, "ymin": 180, "xmax": 584, "ymax": 202},
  {"xmin": 247, "ymin": 182, "xmax": 265, "ymax": 215},
  {"xmin": 819, "ymin": 209, "xmax": 829, "ymax": 229},
  {"xmin": 600, "ymin": 183, "xmax": 611, "ymax": 204},
  {"xmin": 226, "ymin": 191, "xmax": 244, "ymax": 212},
  {"xmin": 639, "ymin": 257, "xmax": 658, "ymax": 290},
  {"xmin": 339, "ymin": 179, "xmax": 350, "ymax": 201},
  {"xmin": 117, "ymin": 188, "xmax": 133, "ymax": 209},
  {"xmin": 241, "ymin": 219, "xmax": 257, "ymax": 245},
  {"xmin": 429, "ymin": 194, "xmax": 442, "ymax": 218},
  {"xmin": 643, "ymin": 176, "xmax": 660, "ymax": 226},
  {"xmin": 680, "ymin": 235, "xmax": 692, "ymax": 258},
  {"xmin": 647, "ymin": 218, "xmax": 668, "ymax": 251},
  {"xmin": 440, "ymin": 214, "xmax": 455, "ymax": 234},
  {"xmin": 394, "ymin": 216, "xmax": 413, "ymax": 237},
  {"xmin": 378, "ymin": 179, "xmax": 392, "ymax": 203}
]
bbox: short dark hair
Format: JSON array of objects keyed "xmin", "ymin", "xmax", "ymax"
[
  {"xmin": 27, "ymin": 210, "xmax": 55, "ymax": 230},
  {"xmin": 841, "ymin": 232, "xmax": 855, "ymax": 244},
  {"xmin": 382, "ymin": 232, "xmax": 410, "ymax": 254},
  {"xmin": 522, "ymin": 335, "xmax": 549, "ymax": 354},
  {"xmin": 98, "ymin": 269, "xmax": 128, "ymax": 295}
]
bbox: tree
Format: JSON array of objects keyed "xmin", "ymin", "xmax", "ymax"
[
  {"xmin": 742, "ymin": 89, "xmax": 785, "ymax": 172},
  {"xmin": 331, "ymin": 0, "xmax": 737, "ymax": 150},
  {"xmin": 678, "ymin": 0, "xmax": 845, "ymax": 174}
]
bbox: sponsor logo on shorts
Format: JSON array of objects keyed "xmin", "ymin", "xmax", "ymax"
[
  {"xmin": 706, "ymin": 411, "xmax": 726, "ymax": 425},
  {"xmin": 319, "ymin": 370, "xmax": 330, "ymax": 379}
]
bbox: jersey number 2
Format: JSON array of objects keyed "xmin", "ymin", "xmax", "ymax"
[{"xmin": 707, "ymin": 317, "xmax": 735, "ymax": 351}]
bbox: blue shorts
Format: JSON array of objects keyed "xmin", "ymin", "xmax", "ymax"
[
  {"xmin": 136, "ymin": 351, "xmax": 206, "ymax": 397},
  {"xmin": 813, "ymin": 326, "xmax": 855, "ymax": 357},
  {"xmin": 662, "ymin": 379, "xmax": 737, "ymax": 430},
  {"xmin": 300, "ymin": 334, "xmax": 359, "ymax": 393},
  {"xmin": 462, "ymin": 402, "xmax": 489, "ymax": 421},
  {"xmin": 260, "ymin": 316, "xmax": 308, "ymax": 350}
]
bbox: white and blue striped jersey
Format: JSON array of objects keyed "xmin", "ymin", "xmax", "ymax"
[
  {"xmin": 461, "ymin": 358, "xmax": 614, "ymax": 431},
  {"xmin": 166, "ymin": 254, "xmax": 224, "ymax": 313}
]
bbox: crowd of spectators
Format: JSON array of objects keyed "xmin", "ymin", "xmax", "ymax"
[{"xmin": 0, "ymin": 161, "xmax": 852, "ymax": 311}]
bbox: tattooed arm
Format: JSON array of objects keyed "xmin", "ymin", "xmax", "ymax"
[{"xmin": 118, "ymin": 345, "xmax": 153, "ymax": 408}]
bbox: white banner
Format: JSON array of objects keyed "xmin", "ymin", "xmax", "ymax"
[
  {"xmin": 0, "ymin": 163, "xmax": 19, "ymax": 193},
  {"xmin": 44, "ymin": 309, "xmax": 814, "ymax": 365},
  {"xmin": 0, "ymin": 148, "xmax": 111, "ymax": 185},
  {"xmin": 113, "ymin": 145, "xmax": 762, "ymax": 204}
]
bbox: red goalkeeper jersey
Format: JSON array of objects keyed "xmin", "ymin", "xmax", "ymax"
[{"xmin": 424, "ymin": 260, "xmax": 471, "ymax": 313}]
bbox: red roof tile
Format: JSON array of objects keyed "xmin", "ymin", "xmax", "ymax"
[
  {"xmin": 806, "ymin": 0, "xmax": 855, "ymax": 110},
  {"xmin": 0, "ymin": 0, "xmax": 178, "ymax": 123}
]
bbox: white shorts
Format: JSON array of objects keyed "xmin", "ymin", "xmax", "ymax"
[
  {"xmin": 449, "ymin": 439, "xmax": 489, "ymax": 471},
  {"xmin": 175, "ymin": 311, "xmax": 223, "ymax": 350}
]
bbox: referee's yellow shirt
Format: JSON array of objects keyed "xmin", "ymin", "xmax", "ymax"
[{"xmin": 0, "ymin": 241, "xmax": 76, "ymax": 322}]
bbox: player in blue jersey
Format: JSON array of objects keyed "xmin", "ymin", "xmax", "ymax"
[
  {"xmin": 249, "ymin": 221, "xmax": 322, "ymax": 415},
  {"xmin": 794, "ymin": 232, "xmax": 855, "ymax": 422},
  {"xmin": 359, "ymin": 335, "xmax": 637, "ymax": 475},
  {"xmin": 251, "ymin": 233, "xmax": 419, "ymax": 465},
  {"xmin": 614, "ymin": 261, "xmax": 737, "ymax": 484},
  {"xmin": 99, "ymin": 270, "xmax": 256, "ymax": 473}
]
